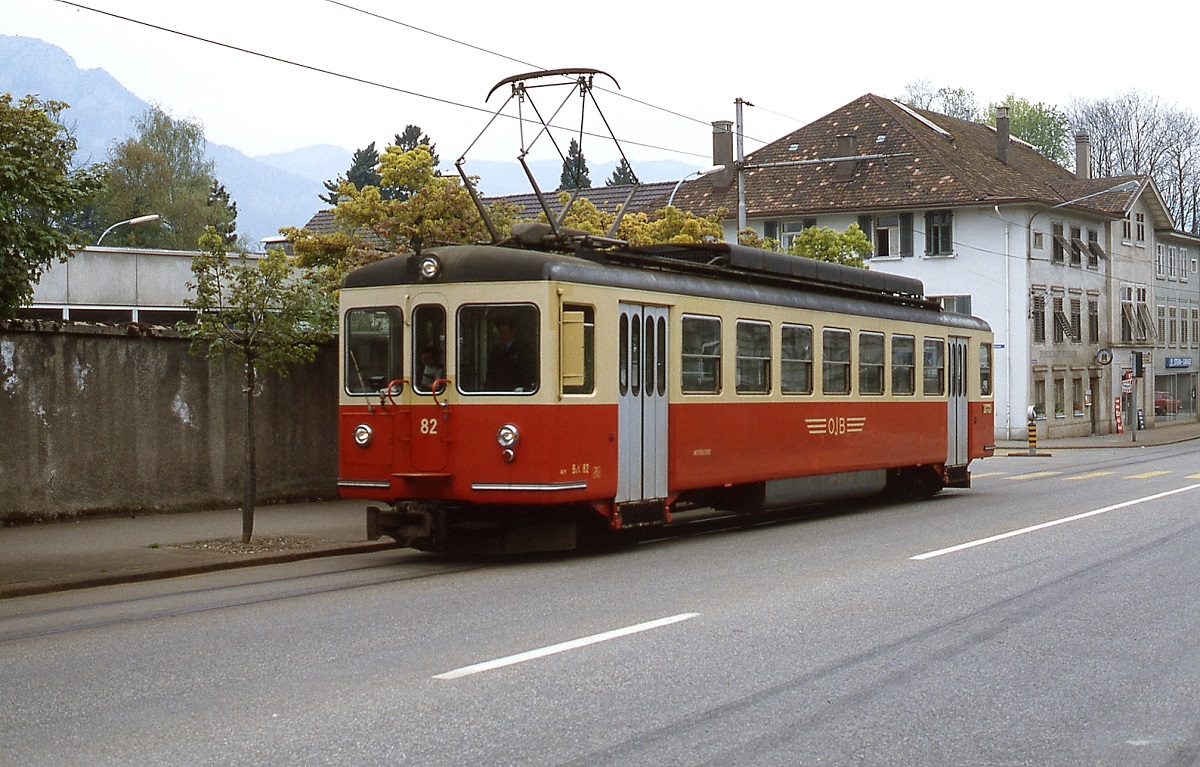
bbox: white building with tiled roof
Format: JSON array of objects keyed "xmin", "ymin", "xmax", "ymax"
[{"xmin": 673, "ymin": 94, "xmax": 1196, "ymax": 440}]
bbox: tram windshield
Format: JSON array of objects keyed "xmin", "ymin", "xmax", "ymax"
[
  {"xmin": 457, "ymin": 304, "xmax": 540, "ymax": 394},
  {"xmin": 345, "ymin": 307, "xmax": 403, "ymax": 394}
]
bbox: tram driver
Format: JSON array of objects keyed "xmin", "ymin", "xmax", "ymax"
[{"xmin": 485, "ymin": 314, "xmax": 536, "ymax": 392}]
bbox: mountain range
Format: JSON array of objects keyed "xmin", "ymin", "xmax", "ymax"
[{"xmin": 1, "ymin": 36, "xmax": 692, "ymax": 247}]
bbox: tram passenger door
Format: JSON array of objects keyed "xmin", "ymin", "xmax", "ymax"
[
  {"xmin": 617, "ymin": 304, "xmax": 669, "ymax": 503},
  {"xmin": 947, "ymin": 336, "xmax": 969, "ymax": 466}
]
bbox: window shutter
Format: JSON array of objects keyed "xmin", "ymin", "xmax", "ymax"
[
  {"xmin": 900, "ymin": 213, "xmax": 913, "ymax": 257},
  {"xmin": 857, "ymin": 215, "xmax": 872, "ymax": 238},
  {"xmin": 764, "ymin": 221, "xmax": 778, "ymax": 240}
]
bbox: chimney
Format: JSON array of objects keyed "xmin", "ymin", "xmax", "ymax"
[
  {"xmin": 711, "ymin": 120, "xmax": 734, "ymax": 188},
  {"xmin": 835, "ymin": 134, "xmax": 857, "ymax": 181},
  {"xmin": 995, "ymin": 105, "xmax": 1010, "ymax": 165},
  {"xmin": 1075, "ymin": 131, "xmax": 1092, "ymax": 179}
]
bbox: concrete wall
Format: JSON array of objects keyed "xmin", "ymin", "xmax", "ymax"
[{"xmin": 0, "ymin": 320, "xmax": 337, "ymax": 523}]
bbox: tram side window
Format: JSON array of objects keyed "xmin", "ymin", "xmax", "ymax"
[
  {"xmin": 822, "ymin": 328, "xmax": 851, "ymax": 395},
  {"xmin": 736, "ymin": 320, "xmax": 771, "ymax": 394},
  {"xmin": 412, "ymin": 304, "xmax": 446, "ymax": 394},
  {"xmin": 345, "ymin": 307, "xmax": 403, "ymax": 394},
  {"xmin": 980, "ymin": 342, "xmax": 993, "ymax": 396},
  {"xmin": 457, "ymin": 304, "xmax": 540, "ymax": 394},
  {"xmin": 682, "ymin": 315, "xmax": 721, "ymax": 394},
  {"xmin": 892, "ymin": 335, "xmax": 916, "ymax": 395},
  {"xmin": 859, "ymin": 332, "xmax": 885, "ymax": 395},
  {"xmin": 781, "ymin": 323, "xmax": 813, "ymax": 394},
  {"xmin": 923, "ymin": 338, "xmax": 946, "ymax": 395}
]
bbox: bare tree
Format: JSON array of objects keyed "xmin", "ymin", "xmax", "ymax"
[{"xmin": 1071, "ymin": 90, "xmax": 1200, "ymax": 233}]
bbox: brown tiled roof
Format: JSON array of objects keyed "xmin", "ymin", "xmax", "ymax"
[
  {"xmin": 672, "ymin": 93, "xmax": 1146, "ymax": 220},
  {"xmin": 487, "ymin": 181, "xmax": 677, "ymax": 220}
]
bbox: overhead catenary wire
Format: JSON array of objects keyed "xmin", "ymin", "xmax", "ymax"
[{"xmin": 55, "ymin": 0, "xmax": 712, "ymax": 160}]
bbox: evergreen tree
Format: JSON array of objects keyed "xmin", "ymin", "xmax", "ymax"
[
  {"xmin": 606, "ymin": 158, "xmax": 637, "ymax": 186},
  {"xmin": 320, "ymin": 142, "xmax": 380, "ymax": 205},
  {"xmin": 208, "ymin": 180, "xmax": 239, "ymax": 246},
  {"xmin": 395, "ymin": 125, "xmax": 438, "ymax": 169},
  {"xmin": 558, "ymin": 139, "xmax": 591, "ymax": 191}
]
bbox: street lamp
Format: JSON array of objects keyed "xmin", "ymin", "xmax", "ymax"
[
  {"xmin": 667, "ymin": 165, "xmax": 727, "ymax": 208},
  {"xmin": 96, "ymin": 214, "xmax": 161, "ymax": 245}
]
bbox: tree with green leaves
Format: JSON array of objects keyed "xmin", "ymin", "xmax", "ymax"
[
  {"xmin": 394, "ymin": 125, "xmax": 438, "ymax": 170},
  {"xmin": 0, "ymin": 93, "xmax": 106, "ymax": 318},
  {"xmin": 987, "ymin": 94, "xmax": 1070, "ymax": 167},
  {"xmin": 786, "ymin": 224, "xmax": 872, "ymax": 267},
  {"xmin": 95, "ymin": 105, "xmax": 235, "ymax": 249},
  {"xmin": 606, "ymin": 158, "xmax": 637, "ymax": 186},
  {"xmin": 558, "ymin": 139, "xmax": 591, "ymax": 191},
  {"xmin": 180, "ymin": 227, "xmax": 337, "ymax": 543}
]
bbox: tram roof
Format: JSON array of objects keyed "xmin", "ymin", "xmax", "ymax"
[{"xmin": 343, "ymin": 241, "xmax": 989, "ymax": 331}]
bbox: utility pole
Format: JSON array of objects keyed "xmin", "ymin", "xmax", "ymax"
[{"xmin": 736, "ymin": 98, "xmax": 751, "ymax": 233}]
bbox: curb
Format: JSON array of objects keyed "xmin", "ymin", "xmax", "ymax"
[{"xmin": 0, "ymin": 541, "xmax": 399, "ymax": 600}]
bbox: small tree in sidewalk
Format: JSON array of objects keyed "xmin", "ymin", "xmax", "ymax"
[{"xmin": 180, "ymin": 228, "xmax": 337, "ymax": 543}]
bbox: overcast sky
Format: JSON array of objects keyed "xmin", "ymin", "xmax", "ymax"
[{"xmin": 6, "ymin": 0, "xmax": 1199, "ymax": 173}]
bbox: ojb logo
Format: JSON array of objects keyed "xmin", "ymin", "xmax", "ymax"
[{"xmin": 805, "ymin": 417, "xmax": 867, "ymax": 436}]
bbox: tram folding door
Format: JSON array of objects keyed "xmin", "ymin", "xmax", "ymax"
[
  {"xmin": 617, "ymin": 304, "xmax": 669, "ymax": 503},
  {"xmin": 947, "ymin": 336, "xmax": 969, "ymax": 467}
]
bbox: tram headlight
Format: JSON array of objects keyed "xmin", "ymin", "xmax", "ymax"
[
  {"xmin": 496, "ymin": 423, "xmax": 520, "ymax": 449},
  {"xmin": 353, "ymin": 423, "xmax": 374, "ymax": 447},
  {"xmin": 418, "ymin": 255, "xmax": 442, "ymax": 281}
]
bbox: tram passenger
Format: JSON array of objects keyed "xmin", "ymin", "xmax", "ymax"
[
  {"xmin": 485, "ymin": 315, "xmax": 536, "ymax": 392},
  {"xmin": 417, "ymin": 346, "xmax": 444, "ymax": 391}
]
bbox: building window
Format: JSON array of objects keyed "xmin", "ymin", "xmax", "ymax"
[
  {"xmin": 1122, "ymin": 214, "xmax": 1132, "ymax": 242},
  {"xmin": 1136, "ymin": 212, "xmax": 1146, "ymax": 243},
  {"xmin": 781, "ymin": 323, "xmax": 813, "ymax": 394},
  {"xmin": 1073, "ymin": 378, "xmax": 1085, "ymax": 417},
  {"xmin": 1054, "ymin": 378, "xmax": 1066, "ymax": 418},
  {"xmin": 859, "ymin": 332, "xmax": 885, "ymax": 395},
  {"xmin": 1088, "ymin": 299, "xmax": 1099, "ymax": 344},
  {"xmin": 1070, "ymin": 298, "xmax": 1082, "ymax": 343},
  {"xmin": 1157, "ymin": 244, "xmax": 1166, "ymax": 278},
  {"xmin": 1086, "ymin": 229, "xmax": 1103, "ymax": 268},
  {"xmin": 1181, "ymin": 247, "xmax": 1190, "ymax": 282},
  {"xmin": 1193, "ymin": 308, "xmax": 1199, "ymax": 349},
  {"xmin": 1070, "ymin": 226, "xmax": 1084, "ymax": 267},
  {"xmin": 925, "ymin": 210, "xmax": 953, "ymax": 256},
  {"xmin": 822, "ymin": 328, "xmax": 852, "ymax": 395},
  {"xmin": 874, "ymin": 216, "xmax": 900, "ymax": 258},
  {"xmin": 1157, "ymin": 305, "xmax": 1167, "ymax": 344},
  {"xmin": 1032, "ymin": 294, "xmax": 1046, "ymax": 343},
  {"xmin": 1052, "ymin": 223, "xmax": 1067, "ymax": 264},
  {"xmin": 780, "ymin": 220, "xmax": 816, "ymax": 251},
  {"xmin": 1169, "ymin": 307, "xmax": 1178, "ymax": 347},
  {"xmin": 1033, "ymin": 378, "xmax": 1047, "ymax": 419},
  {"xmin": 892, "ymin": 335, "xmax": 916, "ymax": 395},
  {"xmin": 1052, "ymin": 296, "xmax": 1070, "ymax": 343},
  {"xmin": 735, "ymin": 320, "xmax": 771, "ymax": 394},
  {"xmin": 934, "ymin": 295, "xmax": 972, "ymax": 315},
  {"xmin": 1033, "ymin": 231, "xmax": 1045, "ymax": 250}
]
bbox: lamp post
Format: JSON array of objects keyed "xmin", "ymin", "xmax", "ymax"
[
  {"xmin": 96, "ymin": 214, "xmax": 160, "ymax": 245},
  {"xmin": 667, "ymin": 165, "xmax": 727, "ymax": 208}
]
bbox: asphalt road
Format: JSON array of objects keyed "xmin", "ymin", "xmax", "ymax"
[{"xmin": 3, "ymin": 443, "xmax": 1199, "ymax": 766}]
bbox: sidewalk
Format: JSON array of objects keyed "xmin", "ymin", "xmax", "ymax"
[
  {"xmin": 0, "ymin": 499, "xmax": 396, "ymax": 600},
  {"xmin": 3, "ymin": 420, "xmax": 1199, "ymax": 600}
]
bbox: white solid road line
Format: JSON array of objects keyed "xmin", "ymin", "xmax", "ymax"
[
  {"xmin": 434, "ymin": 612, "xmax": 702, "ymax": 680},
  {"xmin": 911, "ymin": 484, "xmax": 1200, "ymax": 561}
]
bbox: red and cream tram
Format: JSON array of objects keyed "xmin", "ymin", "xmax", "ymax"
[{"xmin": 338, "ymin": 225, "xmax": 994, "ymax": 552}]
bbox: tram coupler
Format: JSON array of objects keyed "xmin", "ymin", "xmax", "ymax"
[{"xmin": 366, "ymin": 504, "xmax": 432, "ymax": 545}]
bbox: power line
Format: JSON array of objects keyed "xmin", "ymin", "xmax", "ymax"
[{"xmin": 56, "ymin": 0, "xmax": 709, "ymax": 160}]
